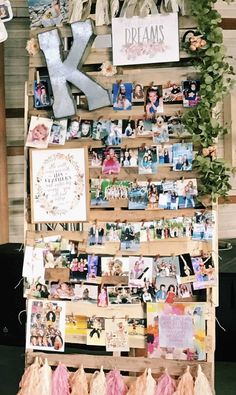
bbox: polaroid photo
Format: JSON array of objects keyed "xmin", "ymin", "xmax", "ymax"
[
  {"xmin": 113, "ymin": 82, "xmax": 132, "ymax": 110},
  {"xmin": 88, "ymin": 222, "xmax": 106, "ymax": 246},
  {"xmin": 74, "ymin": 283, "xmax": 98, "ymax": 303},
  {"xmin": 101, "ymin": 256, "xmax": 129, "ymax": 277},
  {"xmin": 26, "ymin": 116, "xmax": 52, "ymax": 149},
  {"xmin": 153, "ymin": 256, "xmax": 180, "ymax": 279},
  {"xmin": 34, "ymin": 80, "xmax": 51, "ymax": 109},
  {"xmin": 167, "ymin": 115, "xmax": 190, "ymax": 137},
  {"xmin": 132, "ymin": 83, "xmax": 145, "ymax": 102},
  {"xmin": 120, "ymin": 148, "xmax": 138, "ymax": 167},
  {"xmin": 144, "ymin": 85, "xmax": 163, "ymax": 119},
  {"xmin": 152, "ymin": 116, "xmax": 169, "ymax": 144},
  {"xmin": 102, "ymin": 147, "xmax": 121, "ymax": 175},
  {"xmin": 79, "ymin": 119, "xmax": 93, "ymax": 138},
  {"xmin": 177, "ymin": 253, "xmax": 196, "ymax": 284},
  {"xmin": 177, "ymin": 179, "xmax": 198, "ymax": 209},
  {"xmin": 98, "ymin": 287, "xmax": 108, "ymax": 307},
  {"xmin": 136, "ymin": 118, "xmax": 153, "ymax": 137},
  {"xmin": 120, "ymin": 222, "xmax": 141, "ymax": 252},
  {"xmin": 69, "ymin": 253, "xmax": 88, "ymax": 281},
  {"xmin": 92, "ymin": 120, "xmax": 110, "ymax": 141},
  {"xmin": 128, "ymin": 181, "xmax": 148, "ymax": 210},
  {"xmin": 182, "ymin": 80, "xmax": 201, "ymax": 108},
  {"xmin": 107, "ymin": 286, "xmax": 141, "ymax": 305},
  {"xmin": 26, "ymin": 299, "xmax": 66, "ymax": 352},
  {"xmin": 163, "ymin": 82, "xmax": 183, "ymax": 104},
  {"xmin": 105, "ymin": 222, "xmax": 122, "ymax": 242},
  {"xmin": 105, "ymin": 318, "xmax": 129, "ymax": 352},
  {"xmin": 105, "ymin": 120, "xmax": 122, "ymax": 145},
  {"xmin": 140, "ymin": 221, "xmax": 155, "ymax": 242},
  {"xmin": 138, "ymin": 146, "xmax": 158, "ymax": 175},
  {"xmin": 178, "ymin": 283, "xmax": 193, "ymax": 298},
  {"xmin": 66, "ymin": 118, "xmax": 80, "ymax": 140},
  {"xmin": 156, "ymin": 144, "xmax": 173, "ymax": 165},
  {"xmin": 87, "ymin": 255, "xmax": 100, "ymax": 279},
  {"xmin": 87, "ymin": 317, "xmax": 105, "ymax": 346},
  {"xmin": 129, "ymin": 256, "xmax": 153, "ymax": 288},
  {"xmin": 49, "ymin": 119, "xmax": 67, "ymax": 145},
  {"xmin": 89, "ymin": 148, "xmax": 103, "ymax": 168},
  {"xmin": 172, "ymin": 143, "xmax": 193, "ymax": 171},
  {"xmin": 192, "ymin": 255, "xmax": 216, "ymax": 290},
  {"xmin": 0, "ymin": 0, "xmax": 13, "ymax": 21},
  {"xmin": 122, "ymin": 119, "xmax": 136, "ymax": 138},
  {"xmin": 155, "ymin": 276, "xmax": 178, "ymax": 303}
]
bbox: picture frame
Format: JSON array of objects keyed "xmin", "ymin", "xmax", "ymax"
[{"xmin": 30, "ymin": 148, "xmax": 88, "ymax": 223}]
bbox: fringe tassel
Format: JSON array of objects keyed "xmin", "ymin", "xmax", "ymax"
[
  {"xmin": 194, "ymin": 365, "xmax": 213, "ymax": 395},
  {"xmin": 90, "ymin": 366, "xmax": 107, "ymax": 395},
  {"xmin": 70, "ymin": 365, "xmax": 89, "ymax": 395},
  {"xmin": 110, "ymin": 0, "xmax": 120, "ymax": 18},
  {"xmin": 95, "ymin": 0, "xmax": 110, "ymax": 26},
  {"xmin": 37, "ymin": 359, "xmax": 52, "ymax": 395},
  {"xmin": 174, "ymin": 366, "xmax": 194, "ymax": 395},
  {"xmin": 106, "ymin": 369, "xmax": 128, "ymax": 395},
  {"xmin": 68, "ymin": 0, "xmax": 92, "ymax": 24},
  {"xmin": 52, "ymin": 363, "xmax": 70, "ymax": 395},
  {"xmin": 17, "ymin": 357, "xmax": 41, "ymax": 395},
  {"xmin": 155, "ymin": 369, "xmax": 177, "ymax": 395}
]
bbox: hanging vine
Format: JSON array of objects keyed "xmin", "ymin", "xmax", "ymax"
[{"xmin": 182, "ymin": 0, "xmax": 235, "ymax": 201}]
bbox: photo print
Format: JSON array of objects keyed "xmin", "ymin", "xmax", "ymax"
[
  {"xmin": 28, "ymin": 0, "xmax": 67, "ymax": 29},
  {"xmin": 138, "ymin": 146, "xmax": 158, "ymax": 175},
  {"xmin": 128, "ymin": 318, "xmax": 146, "ymax": 339},
  {"xmin": 88, "ymin": 222, "xmax": 106, "ymax": 246},
  {"xmin": 172, "ymin": 143, "xmax": 193, "ymax": 171},
  {"xmin": 89, "ymin": 148, "xmax": 103, "ymax": 167},
  {"xmin": 26, "ymin": 299, "xmax": 66, "ymax": 352},
  {"xmin": 65, "ymin": 314, "xmax": 87, "ymax": 337},
  {"xmin": 144, "ymin": 85, "xmax": 163, "ymax": 118},
  {"xmin": 0, "ymin": 0, "xmax": 13, "ymax": 22},
  {"xmin": 92, "ymin": 120, "xmax": 110, "ymax": 141},
  {"xmin": 105, "ymin": 222, "xmax": 122, "ymax": 242},
  {"xmin": 153, "ymin": 256, "xmax": 180, "ymax": 278},
  {"xmin": 98, "ymin": 286, "xmax": 108, "ymax": 307},
  {"xmin": 113, "ymin": 82, "xmax": 132, "ymax": 110},
  {"xmin": 177, "ymin": 253, "xmax": 196, "ymax": 284},
  {"xmin": 136, "ymin": 118, "xmax": 153, "ymax": 137},
  {"xmin": 79, "ymin": 119, "xmax": 93, "ymax": 138},
  {"xmin": 177, "ymin": 179, "xmax": 198, "ymax": 209},
  {"xmin": 74, "ymin": 283, "xmax": 98, "ymax": 303},
  {"xmin": 178, "ymin": 283, "xmax": 193, "ymax": 299},
  {"xmin": 140, "ymin": 221, "xmax": 155, "ymax": 242},
  {"xmin": 120, "ymin": 148, "xmax": 138, "ymax": 167},
  {"xmin": 155, "ymin": 276, "xmax": 178, "ymax": 303},
  {"xmin": 122, "ymin": 119, "xmax": 136, "ymax": 137},
  {"xmin": 66, "ymin": 118, "xmax": 80, "ymax": 140},
  {"xmin": 129, "ymin": 256, "xmax": 153, "ymax": 288},
  {"xmin": 22, "ymin": 245, "xmax": 45, "ymax": 281},
  {"xmin": 87, "ymin": 255, "xmax": 100, "ymax": 279},
  {"xmin": 167, "ymin": 115, "xmax": 190, "ymax": 137},
  {"xmin": 69, "ymin": 253, "xmax": 88, "ymax": 281},
  {"xmin": 34, "ymin": 80, "xmax": 51, "ymax": 108},
  {"xmin": 90, "ymin": 178, "xmax": 130, "ymax": 208},
  {"xmin": 49, "ymin": 119, "xmax": 67, "ymax": 145},
  {"xmin": 50, "ymin": 281, "xmax": 75, "ymax": 300},
  {"xmin": 158, "ymin": 180, "xmax": 179, "ymax": 210},
  {"xmin": 26, "ymin": 115, "xmax": 53, "ymax": 149},
  {"xmin": 105, "ymin": 119, "xmax": 122, "ymax": 145},
  {"xmin": 120, "ymin": 222, "xmax": 141, "ymax": 252},
  {"xmin": 163, "ymin": 82, "xmax": 183, "ymax": 104},
  {"xmin": 147, "ymin": 182, "xmax": 163, "ymax": 209},
  {"xmin": 156, "ymin": 144, "xmax": 173, "ymax": 165},
  {"xmin": 107, "ymin": 286, "xmax": 141, "ymax": 305},
  {"xmin": 101, "ymin": 256, "xmax": 129, "ymax": 277},
  {"xmin": 102, "ymin": 147, "xmax": 121, "ymax": 175},
  {"xmin": 192, "ymin": 211, "xmax": 214, "ymax": 241},
  {"xmin": 105, "ymin": 318, "xmax": 129, "ymax": 352},
  {"xmin": 128, "ymin": 181, "xmax": 148, "ymax": 210},
  {"xmin": 152, "ymin": 116, "xmax": 169, "ymax": 143},
  {"xmin": 182, "ymin": 80, "xmax": 201, "ymax": 108},
  {"xmin": 87, "ymin": 316, "xmax": 105, "ymax": 346},
  {"xmin": 132, "ymin": 83, "xmax": 145, "ymax": 102},
  {"xmin": 192, "ymin": 255, "xmax": 216, "ymax": 290}
]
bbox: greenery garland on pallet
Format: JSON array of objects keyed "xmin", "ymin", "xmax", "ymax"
[{"xmin": 182, "ymin": 0, "xmax": 235, "ymax": 201}]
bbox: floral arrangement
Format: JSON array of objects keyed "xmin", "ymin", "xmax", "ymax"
[
  {"xmin": 182, "ymin": 0, "xmax": 235, "ymax": 201},
  {"xmin": 26, "ymin": 37, "xmax": 40, "ymax": 56}
]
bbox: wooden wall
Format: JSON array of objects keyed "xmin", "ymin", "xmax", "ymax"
[{"xmin": 3, "ymin": 0, "xmax": 236, "ymax": 243}]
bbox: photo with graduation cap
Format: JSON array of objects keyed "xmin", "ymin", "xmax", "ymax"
[{"xmin": 113, "ymin": 82, "xmax": 132, "ymax": 110}]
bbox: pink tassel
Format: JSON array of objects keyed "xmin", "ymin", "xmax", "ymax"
[
  {"xmin": 52, "ymin": 363, "xmax": 70, "ymax": 395},
  {"xmin": 106, "ymin": 369, "xmax": 128, "ymax": 395},
  {"xmin": 155, "ymin": 369, "xmax": 176, "ymax": 395},
  {"xmin": 174, "ymin": 366, "xmax": 194, "ymax": 395},
  {"xmin": 17, "ymin": 357, "xmax": 41, "ymax": 395},
  {"xmin": 70, "ymin": 365, "xmax": 89, "ymax": 395},
  {"xmin": 194, "ymin": 365, "xmax": 213, "ymax": 395}
]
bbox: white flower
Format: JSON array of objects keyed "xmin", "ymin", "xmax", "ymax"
[
  {"xmin": 25, "ymin": 38, "xmax": 40, "ymax": 56},
  {"xmin": 100, "ymin": 61, "xmax": 117, "ymax": 77}
]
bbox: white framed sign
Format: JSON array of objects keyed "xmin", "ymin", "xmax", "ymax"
[
  {"xmin": 112, "ymin": 13, "xmax": 179, "ymax": 66},
  {"xmin": 30, "ymin": 148, "xmax": 88, "ymax": 223}
]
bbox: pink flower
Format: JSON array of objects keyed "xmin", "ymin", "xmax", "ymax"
[
  {"xmin": 25, "ymin": 38, "xmax": 40, "ymax": 56},
  {"xmin": 100, "ymin": 61, "xmax": 117, "ymax": 77}
]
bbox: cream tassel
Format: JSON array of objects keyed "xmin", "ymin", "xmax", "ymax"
[
  {"xmin": 95, "ymin": 0, "xmax": 110, "ymax": 26},
  {"xmin": 194, "ymin": 365, "xmax": 213, "ymax": 395},
  {"xmin": 68, "ymin": 0, "xmax": 92, "ymax": 24},
  {"xmin": 110, "ymin": 0, "xmax": 120, "ymax": 18}
]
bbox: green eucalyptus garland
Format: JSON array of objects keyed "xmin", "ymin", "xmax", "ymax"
[{"xmin": 182, "ymin": 0, "xmax": 235, "ymax": 201}]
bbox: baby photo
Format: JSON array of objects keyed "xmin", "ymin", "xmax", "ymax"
[
  {"xmin": 128, "ymin": 181, "xmax": 148, "ymax": 210},
  {"xmin": 74, "ymin": 283, "xmax": 98, "ymax": 303},
  {"xmin": 87, "ymin": 255, "xmax": 100, "ymax": 279},
  {"xmin": 89, "ymin": 149, "xmax": 103, "ymax": 167},
  {"xmin": 136, "ymin": 119, "xmax": 153, "ymax": 137},
  {"xmin": 26, "ymin": 115, "xmax": 52, "ymax": 149},
  {"xmin": 79, "ymin": 119, "xmax": 93, "ymax": 138},
  {"xmin": 163, "ymin": 82, "xmax": 183, "ymax": 104},
  {"xmin": 120, "ymin": 148, "xmax": 138, "ymax": 167},
  {"xmin": 49, "ymin": 119, "xmax": 67, "ymax": 145},
  {"xmin": 132, "ymin": 83, "xmax": 145, "ymax": 102},
  {"xmin": 50, "ymin": 282, "xmax": 75, "ymax": 300},
  {"xmin": 34, "ymin": 80, "xmax": 51, "ymax": 109},
  {"xmin": 129, "ymin": 256, "xmax": 153, "ymax": 288},
  {"xmin": 105, "ymin": 120, "xmax": 122, "ymax": 145},
  {"xmin": 101, "ymin": 256, "xmax": 129, "ymax": 277},
  {"xmin": 113, "ymin": 82, "xmax": 132, "ymax": 110},
  {"xmin": 102, "ymin": 147, "xmax": 121, "ymax": 175},
  {"xmin": 107, "ymin": 286, "xmax": 141, "ymax": 305},
  {"xmin": 144, "ymin": 85, "xmax": 163, "ymax": 119},
  {"xmin": 182, "ymin": 80, "xmax": 201, "ymax": 108},
  {"xmin": 92, "ymin": 120, "xmax": 110, "ymax": 141},
  {"xmin": 138, "ymin": 146, "xmax": 158, "ymax": 175},
  {"xmin": 177, "ymin": 178, "xmax": 198, "ymax": 209},
  {"xmin": 172, "ymin": 143, "xmax": 193, "ymax": 171},
  {"xmin": 120, "ymin": 222, "xmax": 141, "ymax": 252},
  {"xmin": 87, "ymin": 317, "xmax": 105, "ymax": 346},
  {"xmin": 122, "ymin": 119, "xmax": 136, "ymax": 138},
  {"xmin": 156, "ymin": 144, "xmax": 173, "ymax": 164}
]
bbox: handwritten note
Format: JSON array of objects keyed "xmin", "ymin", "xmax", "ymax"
[{"xmin": 159, "ymin": 314, "xmax": 193, "ymax": 349}]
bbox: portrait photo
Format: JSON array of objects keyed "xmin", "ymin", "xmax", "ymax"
[
  {"xmin": 144, "ymin": 85, "xmax": 163, "ymax": 118},
  {"xmin": 26, "ymin": 115, "xmax": 53, "ymax": 149},
  {"xmin": 113, "ymin": 82, "xmax": 132, "ymax": 111}
]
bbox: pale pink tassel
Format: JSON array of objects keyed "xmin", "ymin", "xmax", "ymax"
[
  {"xmin": 145, "ymin": 369, "xmax": 157, "ymax": 395},
  {"xmin": 90, "ymin": 366, "xmax": 107, "ymax": 395},
  {"xmin": 194, "ymin": 365, "xmax": 213, "ymax": 395},
  {"xmin": 52, "ymin": 363, "xmax": 70, "ymax": 395},
  {"xmin": 106, "ymin": 369, "xmax": 128, "ymax": 395},
  {"xmin": 155, "ymin": 369, "xmax": 176, "ymax": 395},
  {"xmin": 127, "ymin": 368, "xmax": 155, "ymax": 395},
  {"xmin": 37, "ymin": 358, "xmax": 52, "ymax": 395},
  {"xmin": 174, "ymin": 366, "xmax": 194, "ymax": 395},
  {"xmin": 17, "ymin": 357, "xmax": 41, "ymax": 395},
  {"xmin": 70, "ymin": 365, "xmax": 89, "ymax": 395}
]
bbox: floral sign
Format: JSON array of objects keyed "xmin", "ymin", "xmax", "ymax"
[
  {"xmin": 112, "ymin": 13, "xmax": 179, "ymax": 66},
  {"xmin": 30, "ymin": 148, "xmax": 88, "ymax": 223}
]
